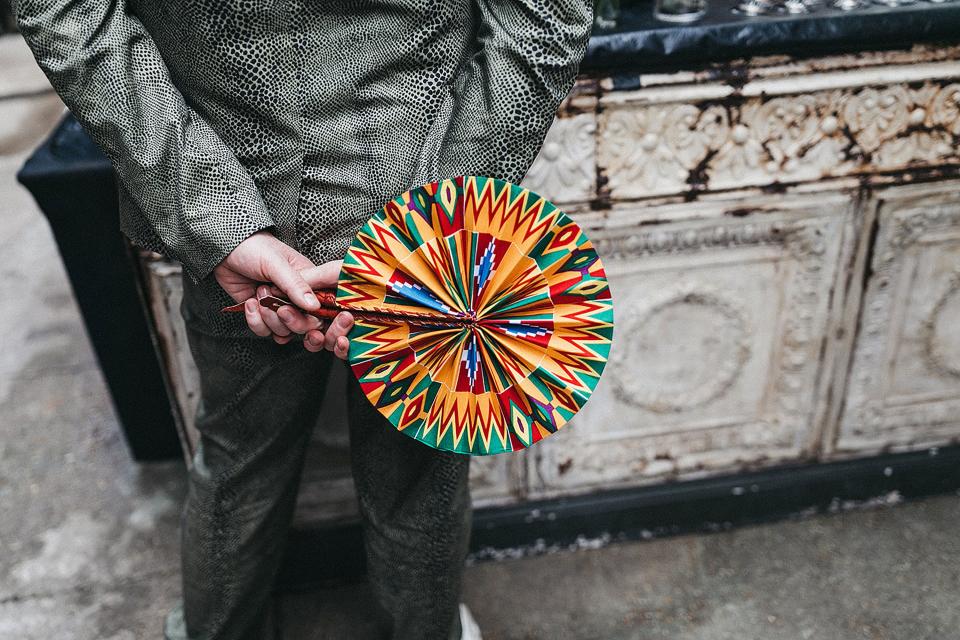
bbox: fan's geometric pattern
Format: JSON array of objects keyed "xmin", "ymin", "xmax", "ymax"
[{"xmin": 339, "ymin": 176, "xmax": 614, "ymax": 455}]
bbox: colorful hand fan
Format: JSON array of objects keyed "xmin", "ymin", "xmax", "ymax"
[{"xmin": 225, "ymin": 176, "xmax": 614, "ymax": 455}]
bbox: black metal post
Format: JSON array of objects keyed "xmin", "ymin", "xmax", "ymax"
[{"xmin": 17, "ymin": 115, "xmax": 181, "ymax": 460}]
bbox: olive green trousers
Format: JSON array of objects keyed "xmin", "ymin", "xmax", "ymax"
[{"xmin": 163, "ymin": 274, "xmax": 471, "ymax": 640}]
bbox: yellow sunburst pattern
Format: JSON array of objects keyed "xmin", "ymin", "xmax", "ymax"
[{"xmin": 339, "ymin": 176, "xmax": 614, "ymax": 455}]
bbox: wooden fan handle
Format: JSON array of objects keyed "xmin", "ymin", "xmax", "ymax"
[
  {"xmin": 221, "ymin": 290, "xmax": 472, "ymax": 329},
  {"xmin": 220, "ymin": 288, "xmax": 337, "ymax": 315}
]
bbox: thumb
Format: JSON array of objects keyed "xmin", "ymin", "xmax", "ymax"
[
  {"xmin": 263, "ymin": 255, "xmax": 320, "ymax": 311},
  {"xmin": 300, "ymin": 260, "xmax": 343, "ymax": 290}
]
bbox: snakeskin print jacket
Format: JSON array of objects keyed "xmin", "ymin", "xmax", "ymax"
[{"xmin": 17, "ymin": 0, "xmax": 594, "ymax": 283}]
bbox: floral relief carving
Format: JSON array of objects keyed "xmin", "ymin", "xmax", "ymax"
[
  {"xmin": 931, "ymin": 83, "xmax": 960, "ymax": 136},
  {"xmin": 598, "ymin": 81, "xmax": 960, "ymax": 199},
  {"xmin": 599, "ymin": 104, "xmax": 730, "ymax": 195},
  {"xmin": 754, "ymin": 96, "xmax": 822, "ymax": 166},
  {"xmin": 710, "ymin": 121, "xmax": 765, "ymax": 181},
  {"xmin": 522, "ymin": 112, "xmax": 596, "ymax": 204},
  {"xmin": 601, "ymin": 108, "xmax": 687, "ymax": 193},
  {"xmin": 667, "ymin": 103, "xmax": 729, "ymax": 167},
  {"xmin": 841, "ymin": 86, "xmax": 911, "ymax": 152},
  {"xmin": 874, "ymin": 130, "xmax": 954, "ymax": 168}
]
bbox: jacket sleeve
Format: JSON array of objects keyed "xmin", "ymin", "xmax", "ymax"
[
  {"xmin": 413, "ymin": 0, "xmax": 594, "ymax": 186},
  {"xmin": 16, "ymin": 0, "xmax": 275, "ymax": 283}
]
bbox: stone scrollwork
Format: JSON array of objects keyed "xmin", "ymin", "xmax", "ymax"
[
  {"xmin": 841, "ymin": 86, "xmax": 912, "ymax": 153},
  {"xmin": 531, "ymin": 204, "xmax": 847, "ymax": 493},
  {"xmin": 669, "ymin": 103, "xmax": 730, "ymax": 168},
  {"xmin": 522, "ymin": 111, "xmax": 596, "ymax": 204},
  {"xmin": 754, "ymin": 95, "xmax": 822, "ymax": 163},
  {"xmin": 710, "ymin": 121, "xmax": 765, "ymax": 182},
  {"xmin": 601, "ymin": 108, "xmax": 686, "ymax": 193},
  {"xmin": 922, "ymin": 272, "xmax": 960, "ymax": 381},
  {"xmin": 931, "ymin": 83, "xmax": 960, "ymax": 136},
  {"xmin": 874, "ymin": 130, "xmax": 954, "ymax": 168},
  {"xmin": 840, "ymin": 193, "xmax": 960, "ymax": 449},
  {"xmin": 598, "ymin": 81, "xmax": 960, "ymax": 199},
  {"xmin": 599, "ymin": 104, "xmax": 730, "ymax": 195}
]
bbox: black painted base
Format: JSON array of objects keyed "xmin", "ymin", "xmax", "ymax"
[
  {"xmin": 278, "ymin": 444, "xmax": 960, "ymax": 590},
  {"xmin": 18, "ymin": 115, "xmax": 182, "ymax": 461}
]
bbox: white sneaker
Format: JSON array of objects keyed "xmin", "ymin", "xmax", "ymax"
[{"xmin": 459, "ymin": 603, "xmax": 483, "ymax": 640}]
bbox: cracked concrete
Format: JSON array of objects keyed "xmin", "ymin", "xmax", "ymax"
[
  {"xmin": 276, "ymin": 494, "xmax": 960, "ymax": 640},
  {"xmin": 0, "ymin": 34, "xmax": 186, "ymax": 639},
  {"xmin": 0, "ymin": 156, "xmax": 187, "ymax": 637},
  {"xmin": 2, "ymin": 32, "xmax": 959, "ymax": 640}
]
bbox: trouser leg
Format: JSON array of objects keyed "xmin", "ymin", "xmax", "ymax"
[
  {"xmin": 346, "ymin": 374, "xmax": 472, "ymax": 640},
  {"xmin": 167, "ymin": 277, "xmax": 334, "ymax": 640}
]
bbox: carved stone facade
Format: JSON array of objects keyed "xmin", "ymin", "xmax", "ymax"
[
  {"xmin": 522, "ymin": 108, "xmax": 597, "ymax": 205},
  {"xmin": 527, "ymin": 195, "xmax": 851, "ymax": 496},
  {"xmin": 836, "ymin": 183, "xmax": 960, "ymax": 455},
  {"xmin": 140, "ymin": 44, "xmax": 960, "ymax": 522},
  {"xmin": 597, "ymin": 80, "xmax": 960, "ymax": 200}
]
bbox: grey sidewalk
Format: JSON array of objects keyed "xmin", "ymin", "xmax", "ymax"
[
  {"xmin": 1, "ymin": 33, "xmax": 958, "ymax": 640},
  {"xmin": 281, "ymin": 495, "xmax": 960, "ymax": 640}
]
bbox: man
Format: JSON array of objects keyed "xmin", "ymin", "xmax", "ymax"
[{"xmin": 16, "ymin": 1, "xmax": 593, "ymax": 638}]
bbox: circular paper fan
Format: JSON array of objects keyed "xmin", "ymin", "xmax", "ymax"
[{"xmin": 337, "ymin": 176, "xmax": 613, "ymax": 455}]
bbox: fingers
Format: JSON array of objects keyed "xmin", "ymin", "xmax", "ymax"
[
  {"xmin": 324, "ymin": 311, "xmax": 353, "ymax": 352},
  {"xmin": 333, "ymin": 335, "xmax": 349, "ymax": 360},
  {"xmin": 300, "ymin": 260, "xmax": 344, "ymax": 290},
  {"xmin": 263, "ymin": 254, "xmax": 320, "ymax": 311},
  {"xmin": 257, "ymin": 286, "xmax": 291, "ymax": 338},
  {"xmin": 244, "ymin": 286, "xmax": 315, "ymax": 344},
  {"xmin": 244, "ymin": 299, "xmax": 272, "ymax": 337},
  {"xmin": 302, "ymin": 330, "xmax": 350, "ymax": 359},
  {"xmin": 239, "ymin": 256, "xmax": 351, "ymax": 358},
  {"xmin": 276, "ymin": 305, "xmax": 321, "ymax": 334},
  {"xmin": 299, "ymin": 311, "xmax": 351, "ymax": 359},
  {"xmin": 303, "ymin": 329, "xmax": 326, "ymax": 353}
]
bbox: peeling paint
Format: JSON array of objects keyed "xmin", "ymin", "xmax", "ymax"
[{"xmin": 468, "ymin": 531, "xmax": 617, "ymax": 564}]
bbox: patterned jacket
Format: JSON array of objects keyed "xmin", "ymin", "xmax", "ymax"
[{"xmin": 17, "ymin": 0, "xmax": 594, "ymax": 283}]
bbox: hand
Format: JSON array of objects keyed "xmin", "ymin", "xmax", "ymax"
[
  {"xmin": 212, "ymin": 231, "xmax": 353, "ymax": 359},
  {"xmin": 275, "ymin": 262, "xmax": 354, "ymax": 359}
]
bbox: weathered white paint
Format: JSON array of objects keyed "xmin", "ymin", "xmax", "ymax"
[
  {"xmin": 836, "ymin": 182, "xmax": 960, "ymax": 455},
  {"xmin": 527, "ymin": 193, "xmax": 852, "ymax": 497},
  {"xmin": 597, "ymin": 78, "xmax": 960, "ymax": 200},
  {"xmin": 142, "ymin": 258, "xmax": 200, "ymax": 458}
]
